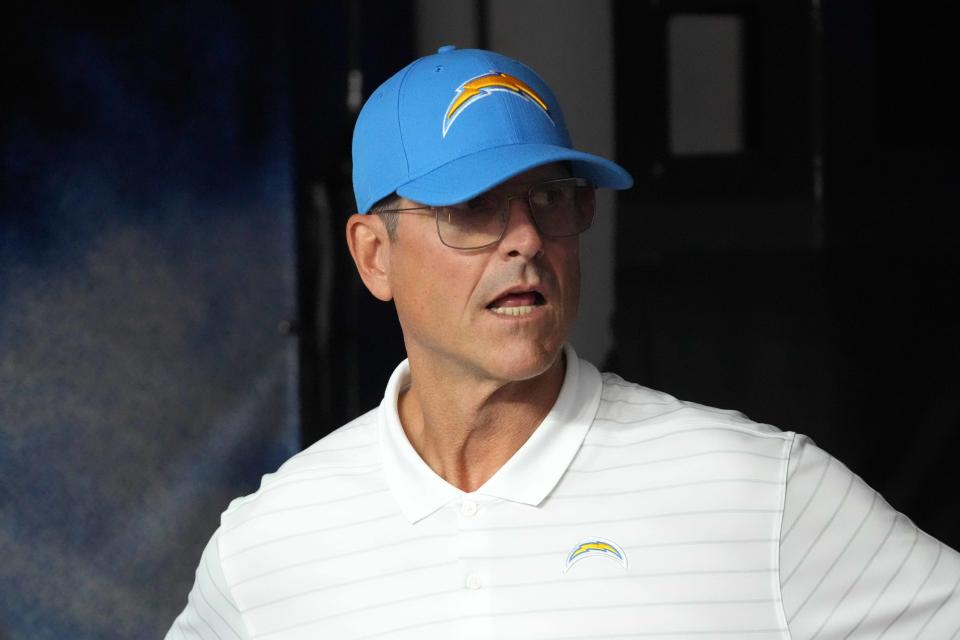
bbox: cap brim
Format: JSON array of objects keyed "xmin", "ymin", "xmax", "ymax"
[{"xmin": 395, "ymin": 143, "xmax": 633, "ymax": 206}]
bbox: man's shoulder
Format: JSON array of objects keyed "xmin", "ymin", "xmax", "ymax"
[
  {"xmin": 277, "ymin": 407, "xmax": 381, "ymax": 474},
  {"xmin": 221, "ymin": 407, "xmax": 383, "ymax": 525},
  {"xmin": 592, "ymin": 371, "xmax": 793, "ymax": 446}
]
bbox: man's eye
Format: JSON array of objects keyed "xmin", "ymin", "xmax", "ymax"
[
  {"xmin": 461, "ymin": 194, "xmax": 498, "ymax": 213},
  {"xmin": 532, "ymin": 187, "xmax": 566, "ymax": 207}
]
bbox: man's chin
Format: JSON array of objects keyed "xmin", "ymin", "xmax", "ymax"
[{"xmin": 480, "ymin": 342, "xmax": 564, "ymax": 385}]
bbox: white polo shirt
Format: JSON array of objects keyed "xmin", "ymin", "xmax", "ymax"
[{"xmin": 167, "ymin": 345, "xmax": 960, "ymax": 639}]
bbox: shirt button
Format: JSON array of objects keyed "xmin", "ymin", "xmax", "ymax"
[
  {"xmin": 466, "ymin": 573, "xmax": 482, "ymax": 590},
  {"xmin": 460, "ymin": 500, "xmax": 478, "ymax": 517}
]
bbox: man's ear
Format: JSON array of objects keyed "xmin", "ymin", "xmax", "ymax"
[{"xmin": 345, "ymin": 213, "xmax": 393, "ymax": 301}]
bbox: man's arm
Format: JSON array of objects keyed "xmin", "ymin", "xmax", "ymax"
[
  {"xmin": 166, "ymin": 529, "xmax": 249, "ymax": 640},
  {"xmin": 780, "ymin": 434, "xmax": 960, "ymax": 638}
]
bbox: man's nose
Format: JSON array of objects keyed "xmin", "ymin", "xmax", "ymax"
[{"xmin": 498, "ymin": 196, "xmax": 544, "ymax": 258}]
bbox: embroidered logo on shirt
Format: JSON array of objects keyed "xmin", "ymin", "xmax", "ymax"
[{"xmin": 563, "ymin": 537, "xmax": 628, "ymax": 573}]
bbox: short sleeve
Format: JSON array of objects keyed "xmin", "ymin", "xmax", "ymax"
[
  {"xmin": 165, "ymin": 529, "xmax": 249, "ymax": 640},
  {"xmin": 780, "ymin": 433, "xmax": 960, "ymax": 639}
]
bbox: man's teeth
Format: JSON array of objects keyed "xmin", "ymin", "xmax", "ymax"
[{"xmin": 490, "ymin": 305, "xmax": 536, "ymax": 316}]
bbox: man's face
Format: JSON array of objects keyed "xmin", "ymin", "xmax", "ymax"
[{"xmin": 387, "ymin": 162, "xmax": 581, "ymax": 385}]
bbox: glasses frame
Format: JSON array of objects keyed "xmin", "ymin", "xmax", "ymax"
[{"xmin": 373, "ymin": 177, "xmax": 596, "ymax": 250}]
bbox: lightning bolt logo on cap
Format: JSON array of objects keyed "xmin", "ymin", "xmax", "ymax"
[
  {"xmin": 563, "ymin": 537, "xmax": 628, "ymax": 574},
  {"xmin": 442, "ymin": 71, "xmax": 554, "ymax": 137}
]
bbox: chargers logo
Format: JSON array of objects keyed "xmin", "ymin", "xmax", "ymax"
[
  {"xmin": 563, "ymin": 537, "xmax": 628, "ymax": 574},
  {"xmin": 442, "ymin": 71, "xmax": 553, "ymax": 137}
]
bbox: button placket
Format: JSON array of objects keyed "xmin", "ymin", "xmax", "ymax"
[
  {"xmin": 459, "ymin": 499, "xmax": 483, "ymax": 591},
  {"xmin": 456, "ymin": 498, "xmax": 493, "ymax": 639}
]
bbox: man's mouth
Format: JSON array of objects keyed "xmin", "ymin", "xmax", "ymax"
[{"xmin": 486, "ymin": 291, "xmax": 546, "ymax": 316}]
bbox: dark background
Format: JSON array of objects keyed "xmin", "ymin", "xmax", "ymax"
[
  {"xmin": 1, "ymin": 1, "xmax": 956, "ymax": 638},
  {"xmin": 609, "ymin": 0, "xmax": 959, "ymax": 552}
]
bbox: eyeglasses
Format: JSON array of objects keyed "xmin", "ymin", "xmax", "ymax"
[{"xmin": 376, "ymin": 177, "xmax": 596, "ymax": 250}]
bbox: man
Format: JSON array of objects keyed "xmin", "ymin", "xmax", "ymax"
[{"xmin": 167, "ymin": 46, "xmax": 959, "ymax": 639}]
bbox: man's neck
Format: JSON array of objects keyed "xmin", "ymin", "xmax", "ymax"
[{"xmin": 397, "ymin": 352, "xmax": 566, "ymax": 493}]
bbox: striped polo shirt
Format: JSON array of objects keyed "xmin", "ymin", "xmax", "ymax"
[{"xmin": 167, "ymin": 345, "xmax": 960, "ymax": 639}]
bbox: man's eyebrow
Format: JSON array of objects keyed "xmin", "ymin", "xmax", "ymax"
[{"xmin": 488, "ymin": 175, "xmax": 578, "ymax": 193}]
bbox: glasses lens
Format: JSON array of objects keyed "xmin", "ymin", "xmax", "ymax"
[
  {"xmin": 435, "ymin": 178, "xmax": 596, "ymax": 248},
  {"xmin": 529, "ymin": 178, "xmax": 595, "ymax": 237},
  {"xmin": 436, "ymin": 193, "xmax": 504, "ymax": 249}
]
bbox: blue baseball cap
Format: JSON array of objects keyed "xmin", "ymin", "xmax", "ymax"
[{"xmin": 352, "ymin": 45, "xmax": 633, "ymax": 213}]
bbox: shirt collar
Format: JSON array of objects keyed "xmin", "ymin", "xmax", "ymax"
[{"xmin": 378, "ymin": 344, "xmax": 603, "ymax": 523}]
